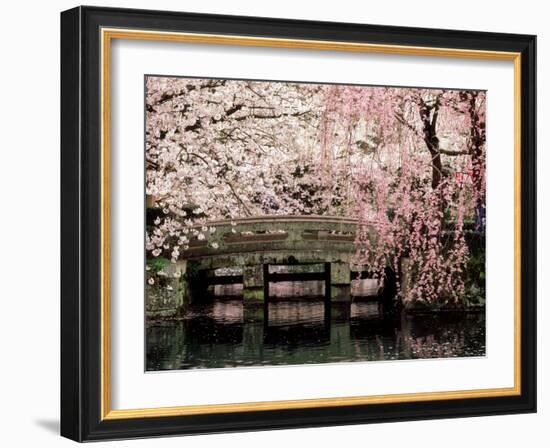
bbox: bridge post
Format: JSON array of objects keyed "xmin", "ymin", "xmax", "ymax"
[
  {"xmin": 174, "ymin": 260, "xmax": 194, "ymax": 313},
  {"xmin": 243, "ymin": 264, "xmax": 265, "ymax": 304},
  {"xmin": 242, "ymin": 264, "xmax": 266, "ymax": 322},
  {"xmin": 326, "ymin": 262, "xmax": 351, "ymax": 320},
  {"xmin": 329, "ymin": 262, "xmax": 351, "ymax": 302},
  {"xmin": 146, "ymin": 260, "xmax": 190, "ymax": 318}
]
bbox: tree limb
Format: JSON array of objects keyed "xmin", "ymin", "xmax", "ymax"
[{"xmin": 439, "ymin": 148, "xmax": 470, "ymax": 156}]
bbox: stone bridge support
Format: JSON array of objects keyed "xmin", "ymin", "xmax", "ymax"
[
  {"xmin": 242, "ymin": 265, "xmax": 266, "ymax": 322},
  {"xmin": 146, "ymin": 260, "xmax": 189, "ymax": 318},
  {"xmin": 243, "ymin": 265, "xmax": 265, "ymax": 304},
  {"xmin": 329, "ymin": 262, "xmax": 351, "ymax": 302},
  {"xmin": 328, "ymin": 261, "xmax": 352, "ymax": 320}
]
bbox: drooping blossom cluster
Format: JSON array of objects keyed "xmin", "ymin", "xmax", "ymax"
[
  {"xmin": 331, "ymin": 87, "xmax": 485, "ymax": 304},
  {"xmin": 353, "ymin": 158, "xmax": 470, "ymax": 304}
]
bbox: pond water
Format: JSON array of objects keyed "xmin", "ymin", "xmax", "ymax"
[{"xmin": 146, "ymin": 299, "xmax": 485, "ymax": 371}]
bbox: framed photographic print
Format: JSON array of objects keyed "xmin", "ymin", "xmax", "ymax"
[{"xmin": 60, "ymin": 6, "xmax": 537, "ymax": 441}]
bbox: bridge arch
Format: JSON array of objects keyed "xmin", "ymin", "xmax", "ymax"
[{"xmin": 147, "ymin": 215, "xmax": 394, "ymax": 318}]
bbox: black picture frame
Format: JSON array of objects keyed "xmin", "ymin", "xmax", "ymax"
[{"xmin": 61, "ymin": 5, "xmax": 536, "ymax": 442}]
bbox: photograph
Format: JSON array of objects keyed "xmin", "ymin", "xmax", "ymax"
[{"xmin": 144, "ymin": 76, "xmax": 487, "ymax": 371}]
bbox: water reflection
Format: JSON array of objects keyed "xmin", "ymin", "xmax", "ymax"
[{"xmin": 146, "ymin": 299, "xmax": 485, "ymax": 371}]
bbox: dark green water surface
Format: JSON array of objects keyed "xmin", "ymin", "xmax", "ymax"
[{"xmin": 146, "ymin": 299, "xmax": 485, "ymax": 371}]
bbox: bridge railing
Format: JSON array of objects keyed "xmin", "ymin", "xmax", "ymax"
[{"xmin": 182, "ymin": 214, "xmax": 359, "ymax": 260}]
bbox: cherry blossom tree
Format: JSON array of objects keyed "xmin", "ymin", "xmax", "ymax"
[
  {"xmin": 330, "ymin": 86, "xmax": 485, "ymax": 305},
  {"xmin": 145, "ymin": 77, "xmax": 330, "ymax": 263}
]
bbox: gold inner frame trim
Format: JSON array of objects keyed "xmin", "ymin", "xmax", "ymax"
[{"xmin": 100, "ymin": 27, "xmax": 522, "ymax": 421}]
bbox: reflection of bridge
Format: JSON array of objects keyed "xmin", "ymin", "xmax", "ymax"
[
  {"xmin": 146, "ymin": 302, "xmax": 411, "ymax": 370},
  {"xmin": 147, "ymin": 215, "xmax": 392, "ymax": 318}
]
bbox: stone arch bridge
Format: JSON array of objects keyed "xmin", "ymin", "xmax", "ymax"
[{"xmin": 146, "ymin": 215, "xmax": 391, "ymax": 318}]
